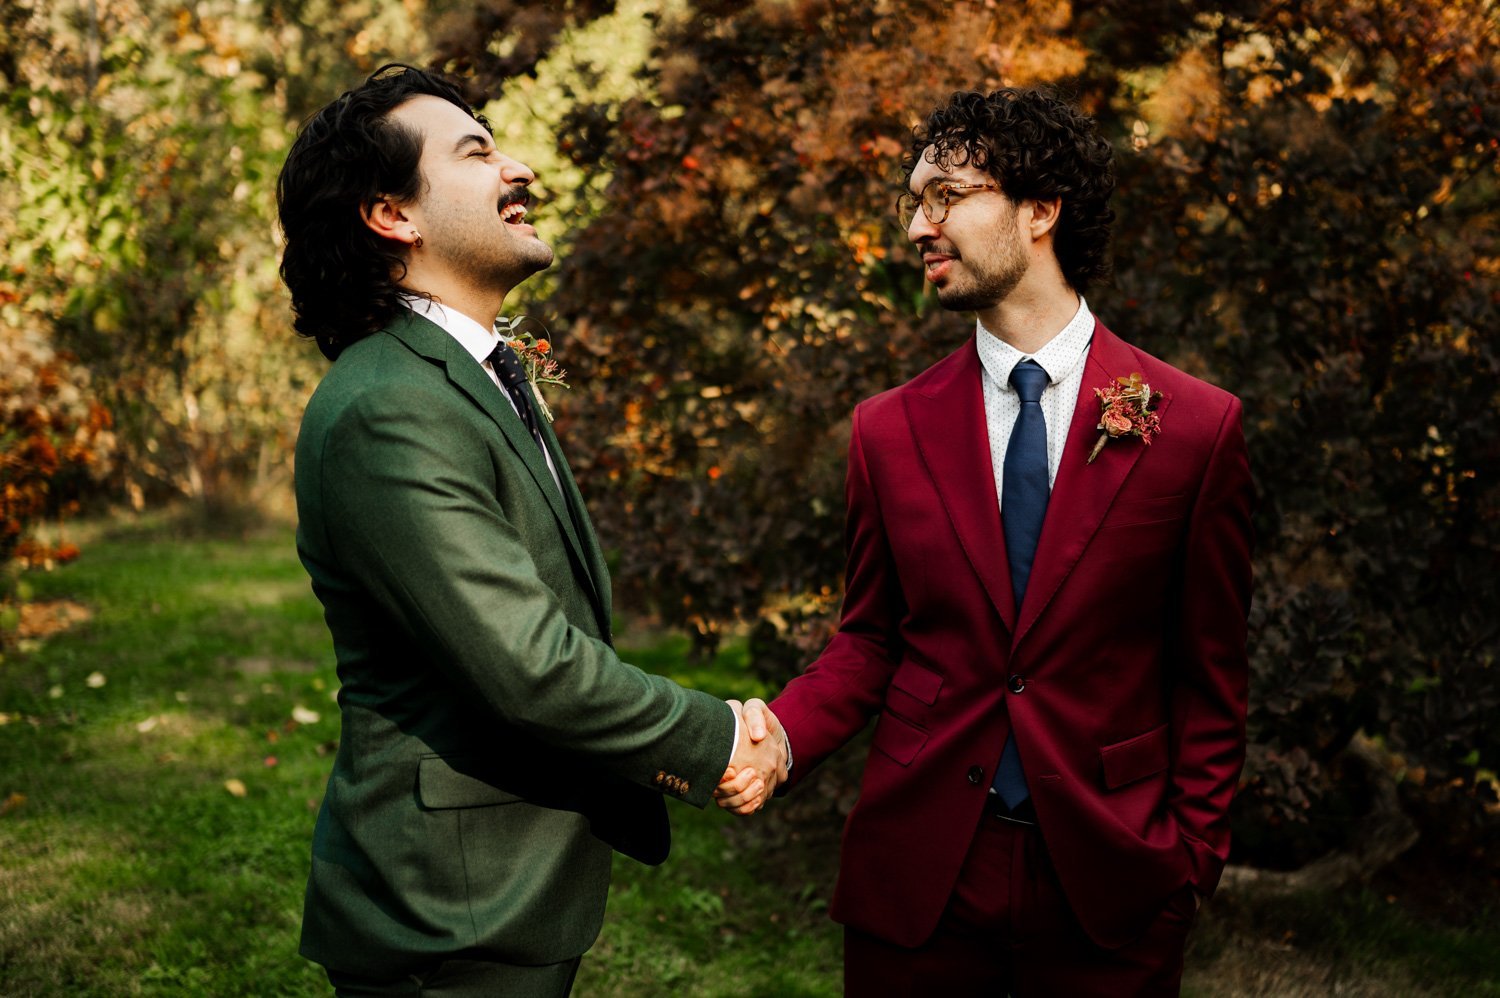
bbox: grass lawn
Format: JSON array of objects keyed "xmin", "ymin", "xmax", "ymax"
[{"xmin": 1, "ymin": 510, "xmax": 1495, "ymax": 995}]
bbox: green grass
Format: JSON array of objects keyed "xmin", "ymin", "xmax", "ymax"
[
  {"xmin": 0, "ymin": 511, "xmax": 838, "ymax": 996},
  {"xmin": 1, "ymin": 510, "xmax": 1495, "ymax": 996}
]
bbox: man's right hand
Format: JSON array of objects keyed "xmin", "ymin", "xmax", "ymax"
[{"xmin": 714, "ymin": 698, "xmax": 788, "ymax": 815}]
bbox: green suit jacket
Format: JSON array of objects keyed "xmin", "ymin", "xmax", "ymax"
[{"xmin": 294, "ymin": 310, "xmax": 735, "ymax": 977}]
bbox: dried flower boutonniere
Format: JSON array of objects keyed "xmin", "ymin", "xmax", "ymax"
[
  {"xmin": 1087, "ymin": 372, "xmax": 1162, "ymax": 464},
  {"xmin": 501, "ymin": 318, "xmax": 569, "ymax": 423}
]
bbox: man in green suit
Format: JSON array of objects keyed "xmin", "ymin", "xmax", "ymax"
[{"xmin": 277, "ymin": 65, "xmax": 786, "ymax": 996}]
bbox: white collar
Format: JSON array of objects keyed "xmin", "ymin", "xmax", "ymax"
[
  {"xmin": 976, "ymin": 296, "xmax": 1093, "ymax": 388},
  {"xmin": 402, "ymin": 297, "xmax": 502, "ymax": 366}
]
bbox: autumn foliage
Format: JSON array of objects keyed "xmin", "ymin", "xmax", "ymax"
[
  {"xmin": 447, "ymin": 0, "xmax": 1500, "ymax": 861},
  {"xmin": 0, "ymin": 330, "xmax": 115, "ymax": 573}
]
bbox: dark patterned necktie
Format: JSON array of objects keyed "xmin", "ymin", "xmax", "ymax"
[
  {"xmin": 487, "ymin": 342, "xmax": 544, "ymax": 448},
  {"xmin": 993, "ymin": 358, "xmax": 1051, "ymax": 809}
]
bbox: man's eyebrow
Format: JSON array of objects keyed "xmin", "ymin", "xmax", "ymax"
[
  {"xmin": 908, "ymin": 173, "xmax": 962, "ymax": 193},
  {"xmin": 453, "ymin": 133, "xmax": 493, "ymax": 154}
]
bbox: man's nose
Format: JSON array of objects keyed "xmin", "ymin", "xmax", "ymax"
[
  {"xmin": 907, "ymin": 211, "xmax": 939, "ymax": 244},
  {"xmin": 500, "ymin": 157, "xmax": 535, "ymax": 186}
]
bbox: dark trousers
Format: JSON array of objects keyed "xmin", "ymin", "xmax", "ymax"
[
  {"xmin": 844, "ymin": 813, "xmax": 1196, "ymax": 997},
  {"xmin": 326, "ymin": 953, "xmax": 581, "ymax": 998}
]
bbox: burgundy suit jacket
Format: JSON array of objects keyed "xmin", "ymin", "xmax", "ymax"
[{"xmin": 770, "ymin": 321, "xmax": 1253, "ymax": 950}]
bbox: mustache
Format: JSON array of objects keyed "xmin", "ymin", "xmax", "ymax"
[{"xmin": 498, "ymin": 187, "xmax": 531, "ymax": 212}]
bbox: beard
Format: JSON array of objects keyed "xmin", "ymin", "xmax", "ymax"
[
  {"xmin": 935, "ymin": 219, "xmax": 1028, "ymax": 313},
  {"xmin": 420, "ymin": 193, "xmax": 555, "ymax": 292}
]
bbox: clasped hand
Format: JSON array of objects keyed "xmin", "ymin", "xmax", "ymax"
[{"xmin": 714, "ymin": 698, "xmax": 787, "ymax": 816}]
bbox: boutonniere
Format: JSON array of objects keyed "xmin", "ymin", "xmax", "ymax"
[
  {"xmin": 501, "ymin": 318, "xmax": 569, "ymax": 423},
  {"xmin": 1087, "ymin": 372, "xmax": 1162, "ymax": 464}
]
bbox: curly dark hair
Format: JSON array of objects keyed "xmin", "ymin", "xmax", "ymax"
[
  {"xmin": 277, "ymin": 64, "xmax": 491, "ymax": 359},
  {"xmin": 906, "ymin": 88, "xmax": 1115, "ymax": 294}
]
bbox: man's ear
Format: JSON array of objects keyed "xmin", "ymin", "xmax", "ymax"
[
  {"xmin": 1026, "ymin": 196, "xmax": 1063, "ymax": 241},
  {"xmin": 361, "ymin": 197, "xmax": 420, "ymax": 247}
]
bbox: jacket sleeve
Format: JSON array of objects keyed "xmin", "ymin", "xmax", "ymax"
[
  {"xmin": 771, "ymin": 403, "xmax": 908, "ymax": 780},
  {"xmin": 1166, "ymin": 395, "xmax": 1255, "ymax": 893},
  {"xmin": 315, "ymin": 384, "xmax": 735, "ymax": 808}
]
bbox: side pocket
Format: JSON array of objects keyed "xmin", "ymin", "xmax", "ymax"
[
  {"xmin": 1098, "ymin": 723, "xmax": 1169, "ymax": 790},
  {"xmin": 417, "ymin": 754, "xmax": 525, "ymax": 810},
  {"xmin": 871, "ymin": 711, "xmax": 929, "ymax": 767},
  {"xmin": 889, "ymin": 659, "xmax": 944, "ymax": 705}
]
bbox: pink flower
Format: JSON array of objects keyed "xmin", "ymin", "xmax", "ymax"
[
  {"xmin": 1101, "ymin": 409, "xmax": 1134, "ymax": 437},
  {"xmin": 1087, "ymin": 373, "xmax": 1163, "ymax": 464}
]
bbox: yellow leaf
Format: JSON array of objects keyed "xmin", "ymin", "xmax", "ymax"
[{"xmin": 224, "ymin": 779, "xmax": 248, "ymax": 798}]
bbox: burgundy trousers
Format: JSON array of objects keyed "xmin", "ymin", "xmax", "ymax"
[{"xmin": 844, "ymin": 812, "xmax": 1197, "ymax": 997}]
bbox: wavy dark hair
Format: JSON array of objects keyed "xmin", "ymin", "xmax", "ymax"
[
  {"xmin": 906, "ymin": 88, "xmax": 1115, "ymax": 294},
  {"xmin": 278, "ymin": 64, "xmax": 491, "ymax": 359}
]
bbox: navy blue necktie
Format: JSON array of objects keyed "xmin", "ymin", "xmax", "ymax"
[
  {"xmin": 993, "ymin": 358, "xmax": 1050, "ymax": 809},
  {"xmin": 488, "ymin": 342, "xmax": 545, "ymax": 450}
]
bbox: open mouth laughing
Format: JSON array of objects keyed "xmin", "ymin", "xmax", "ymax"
[{"xmin": 499, "ymin": 190, "xmax": 530, "ymax": 226}]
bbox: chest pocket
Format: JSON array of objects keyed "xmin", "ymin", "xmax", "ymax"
[{"xmin": 1100, "ymin": 494, "xmax": 1186, "ymax": 530}]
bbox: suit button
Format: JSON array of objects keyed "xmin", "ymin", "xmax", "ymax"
[
  {"xmin": 1008, "ymin": 675, "xmax": 1025, "ymax": 694},
  {"xmin": 967, "ymin": 766, "xmax": 984, "ymax": 785},
  {"xmin": 680, "ymin": 780, "xmax": 691, "ymax": 795}
]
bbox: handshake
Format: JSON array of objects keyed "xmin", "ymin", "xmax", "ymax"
[{"xmin": 714, "ymin": 698, "xmax": 787, "ymax": 816}]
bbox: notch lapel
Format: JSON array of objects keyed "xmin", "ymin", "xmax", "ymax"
[
  {"xmin": 537, "ymin": 416, "xmax": 615, "ymax": 640},
  {"xmin": 905, "ymin": 339, "xmax": 1017, "ymax": 635},
  {"xmin": 1012, "ymin": 322, "xmax": 1173, "ymax": 648},
  {"xmin": 384, "ymin": 313, "xmax": 607, "ymax": 621}
]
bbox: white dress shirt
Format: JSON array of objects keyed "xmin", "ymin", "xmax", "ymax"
[{"xmin": 975, "ymin": 297, "xmax": 1095, "ymax": 508}]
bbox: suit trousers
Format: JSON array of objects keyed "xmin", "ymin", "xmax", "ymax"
[
  {"xmin": 844, "ymin": 812, "xmax": 1196, "ymax": 997},
  {"xmin": 325, "ymin": 953, "xmax": 581, "ymax": 998}
]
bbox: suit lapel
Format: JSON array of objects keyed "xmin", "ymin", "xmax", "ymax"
[
  {"xmin": 384, "ymin": 312, "xmax": 607, "ymax": 622},
  {"xmin": 537, "ymin": 416, "xmax": 614, "ymax": 639},
  {"xmin": 905, "ymin": 339, "xmax": 1017, "ymax": 635},
  {"xmin": 1012, "ymin": 322, "xmax": 1173, "ymax": 648}
]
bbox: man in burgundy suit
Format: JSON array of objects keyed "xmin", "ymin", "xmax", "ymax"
[{"xmin": 724, "ymin": 88, "xmax": 1254, "ymax": 994}]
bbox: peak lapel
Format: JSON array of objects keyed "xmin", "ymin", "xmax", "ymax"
[
  {"xmin": 905, "ymin": 339, "xmax": 1017, "ymax": 635},
  {"xmin": 384, "ymin": 313, "xmax": 606, "ymax": 619},
  {"xmin": 1012, "ymin": 323, "xmax": 1173, "ymax": 648}
]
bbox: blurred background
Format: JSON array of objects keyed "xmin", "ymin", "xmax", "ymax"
[{"xmin": 1, "ymin": 1, "xmax": 1496, "ymax": 994}]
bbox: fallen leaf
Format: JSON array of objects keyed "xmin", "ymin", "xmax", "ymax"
[
  {"xmin": 48, "ymin": 686, "xmax": 63, "ymax": 699},
  {"xmin": 136, "ymin": 716, "xmax": 159, "ymax": 733},
  {"xmin": 291, "ymin": 706, "xmax": 321, "ymax": 725},
  {"xmin": 17, "ymin": 600, "xmax": 93, "ymax": 640},
  {"xmin": 85, "ymin": 672, "xmax": 106, "ymax": 688},
  {"xmin": 0, "ymin": 713, "xmax": 10, "ymax": 726},
  {"xmin": 264, "ymin": 756, "xmax": 278, "ymax": 768},
  {"xmin": 0, "ymin": 792, "xmax": 25, "ymax": 817},
  {"xmin": 224, "ymin": 779, "xmax": 248, "ymax": 798}
]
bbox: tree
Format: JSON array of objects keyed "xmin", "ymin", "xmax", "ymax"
[
  {"xmin": 446, "ymin": 0, "xmax": 1500, "ymax": 862},
  {"xmin": 0, "ymin": 0, "xmax": 463, "ymax": 508}
]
